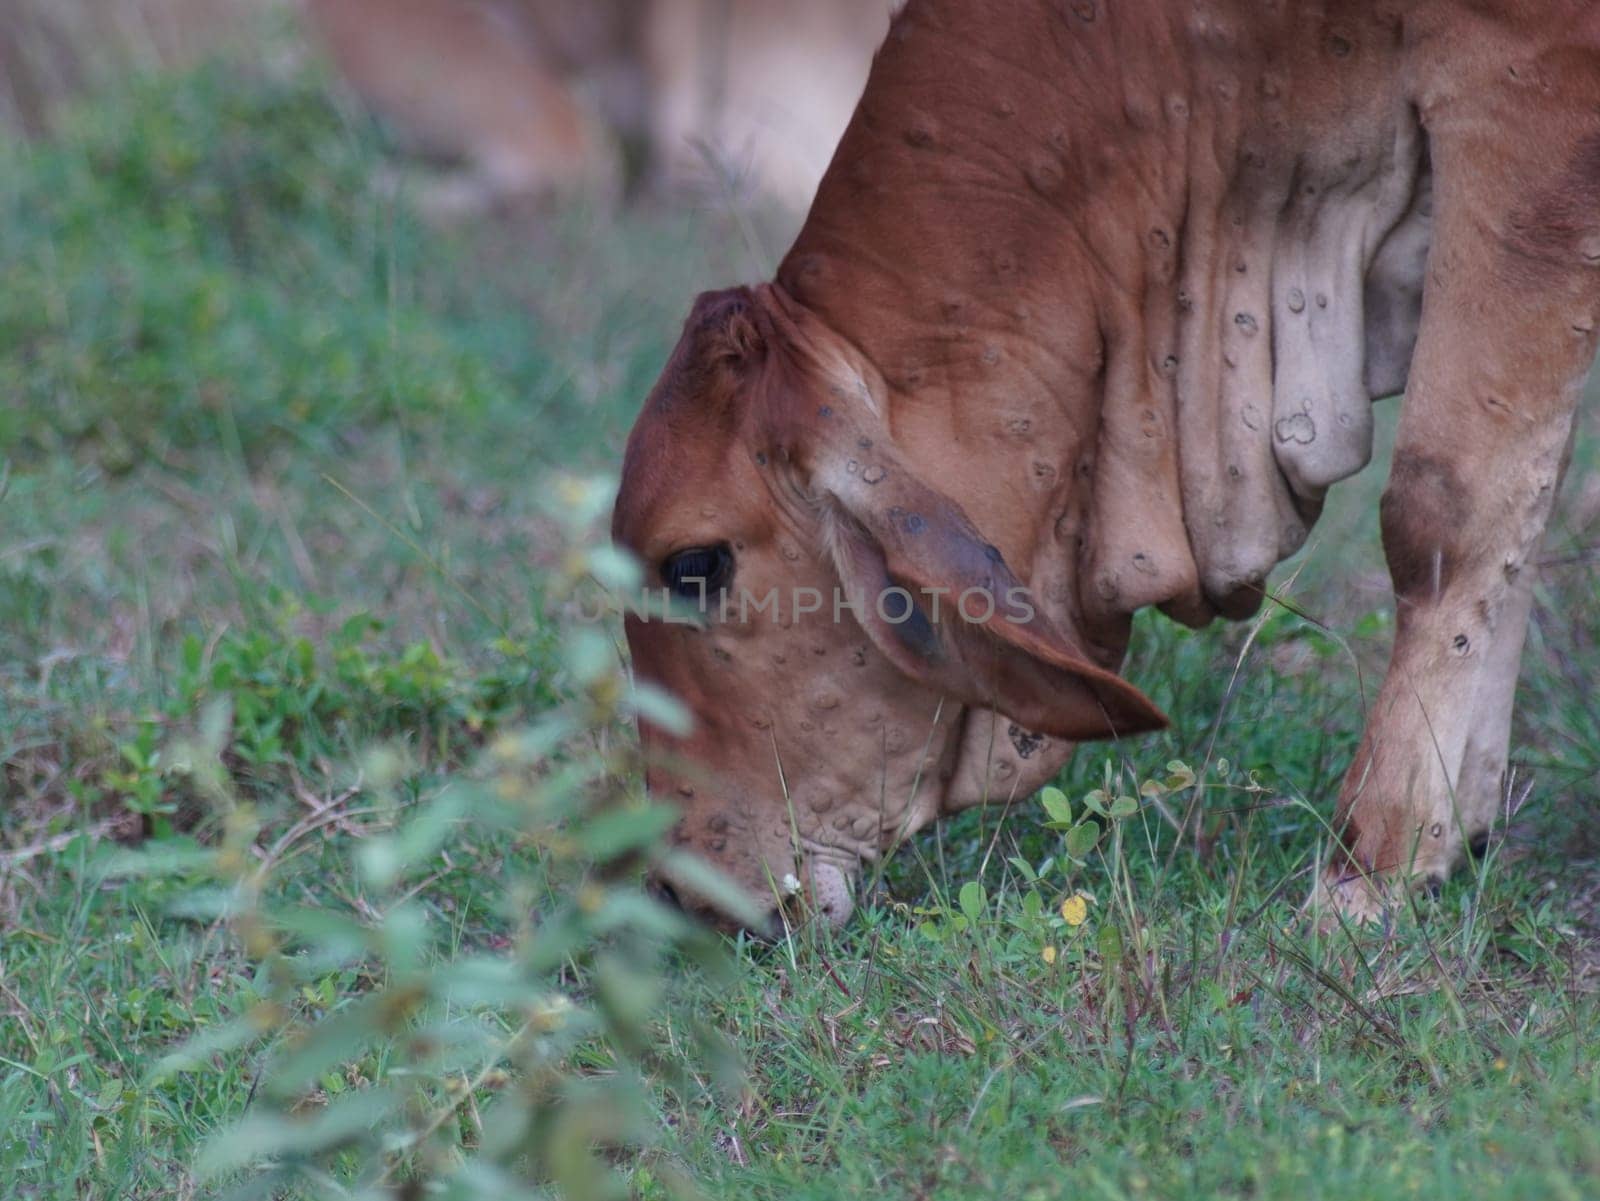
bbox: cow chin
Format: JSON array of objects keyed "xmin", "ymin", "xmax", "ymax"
[
  {"xmin": 651, "ymin": 703, "xmax": 1077, "ymax": 937},
  {"xmin": 651, "ymin": 791, "xmax": 865, "ymax": 937}
]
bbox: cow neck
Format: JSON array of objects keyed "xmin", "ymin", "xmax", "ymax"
[
  {"xmin": 774, "ymin": 5, "xmax": 1148, "ymax": 663},
  {"xmin": 780, "ymin": 0, "xmax": 1434, "ymax": 656}
]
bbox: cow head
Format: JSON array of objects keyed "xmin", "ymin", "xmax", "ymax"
[{"xmin": 612, "ymin": 284, "xmax": 1166, "ymax": 933}]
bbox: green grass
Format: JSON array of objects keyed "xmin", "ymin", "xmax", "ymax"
[{"xmin": 2, "ymin": 53, "xmax": 1598, "ymax": 1201}]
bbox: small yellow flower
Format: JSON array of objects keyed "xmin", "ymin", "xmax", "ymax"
[
  {"xmin": 1493, "ymin": 1056, "xmax": 1508, "ymax": 1071},
  {"xmin": 1042, "ymin": 945, "xmax": 1058, "ymax": 965},
  {"xmin": 1060, "ymin": 893, "xmax": 1089, "ymax": 926},
  {"xmin": 530, "ymin": 995, "xmax": 572, "ymax": 1033}
]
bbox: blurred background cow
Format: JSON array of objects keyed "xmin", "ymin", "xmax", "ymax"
[{"xmin": 1, "ymin": 0, "xmax": 896, "ymax": 216}]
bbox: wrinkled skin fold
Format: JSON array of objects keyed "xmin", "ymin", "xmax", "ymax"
[{"xmin": 613, "ymin": 0, "xmax": 1600, "ymax": 931}]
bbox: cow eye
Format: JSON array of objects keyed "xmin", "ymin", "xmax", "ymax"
[{"xmin": 661, "ymin": 544, "xmax": 733, "ymax": 601}]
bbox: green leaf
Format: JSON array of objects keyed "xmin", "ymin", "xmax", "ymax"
[
  {"xmin": 958, "ymin": 880, "xmax": 987, "ymax": 924},
  {"xmin": 95, "ymin": 1076, "xmax": 124, "ymax": 1111},
  {"xmin": 390, "ymin": 785, "xmax": 468, "ymax": 870},
  {"xmin": 355, "ymin": 836, "xmax": 401, "ymax": 891},
  {"xmin": 1081, "ymin": 788, "xmax": 1109, "ymax": 818},
  {"xmin": 263, "ymin": 994, "xmax": 401, "ymax": 1098},
  {"xmin": 196, "ymin": 1087, "xmax": 400, "ymax": 1177},
  {"xmin": 163, "ymin": 887, "xmax": 249, "ymax": 922},
  {"xmin": 1064, "ymin": 822, "xmax": 1101, "ymax": 860},
  {"xmin": 1007, "ymin": 856, "xmax": 1038, "ymax": 882},
  {"xmin": 99, "ymin": 840, "xmax": 214, "ymax": 880},
  {"xmin": 145, "ymin": 1013, "xmax": 268, "ymax": 1084},
  {"xmin": 1097, "ymin": 922, "xmax": 1124, "ymax": 961},
  {"xmin": 269, "ymin": 907, "xmax": 372, "ymax": 962},
  {"xmin": 1039, "ymin": 786, "xmax": 1073, "ymax": 827},
  {"xmin": 628, "ymin": 682, "xmax": 693, "ymax": 737},
  {"xmin": 1108, "ymin": 795, "xmax": 1140, "ymax": 821},
  {"xmin": 587, "ymin": 544, "xmax": 642, "ymax": 592},
  {"xmin": 562, "ymin": 627, "xmax": 614, "ymax": 686},
  {"xmin": 587, "ymin": 891, "xmax": 695, "ymax": 945},
  {"xmin": 653, "ymin": 849, "xmax": 769, "ymax": 933},
  {"xmin": 578, "ymin": 804, "xmax": 681, "ymax": 862},
  {"xmin": 595, "ymin": 953, "xmax": 663, "ymax": 1049},
  {"xmin": 379, "ymin": 904, "xmax": 429, "ymax": 975}
]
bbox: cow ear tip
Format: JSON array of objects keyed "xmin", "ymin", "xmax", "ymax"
[{"xmin": 1101, "ymin": 680, "xmax": 1169, "ymax": 737}]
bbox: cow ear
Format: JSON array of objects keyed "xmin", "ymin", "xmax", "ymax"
[
  {"xmin": 746, "ymin": 282, "xmax": 1166, "ymax": 740},
  {"xmin": 821, "ymin": 471, "xmax": 1168, "ymax": 741},
  {"xmin": 690, "ymin": 287, "xmax": 764, "ymax": 367}
]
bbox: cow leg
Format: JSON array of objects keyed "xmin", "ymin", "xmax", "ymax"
[
  {"xmin": 1316, "ymin": 123, "xmax": 1600, "ymax": 920},
  {"xmin": 1453, "ymin": 421, "xmax": 1581, "ymax": 845}
]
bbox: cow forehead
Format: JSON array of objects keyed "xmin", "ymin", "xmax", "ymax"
[{"xmin": 614, "ymin": 378, "xmax": 769, "ymax": 556}]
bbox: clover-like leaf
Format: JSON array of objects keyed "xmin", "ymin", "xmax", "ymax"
[
  {"xmin": 1040, "ymin": 786, "xmax": 1074, "ymax": 828},
  {"xmin": 1064, "ymin": 822, "xmax": 1101, "ymax": 860},
  {"xmin": 1108, "ymin": 795, "xmax": 1140, "ymax": 821},
  {"xmin": 958, "ymin": 880, "xmax": 987, "ymax": 924}
]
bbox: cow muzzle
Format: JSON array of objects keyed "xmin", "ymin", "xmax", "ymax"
[{"xmin": 648, "ymin": 851, "xmax": 858, "ymax": 938}]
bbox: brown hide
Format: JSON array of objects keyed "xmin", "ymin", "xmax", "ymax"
[
  {"xmin": 301, "ymin": 0, "xmax": 621, "ymax": 212},
  {"xmin": 300, "ymin": 0, "xmax": 896, "ymax": 213},
  {"xmin": 618, "ymin": 0, "xmax": 1600, "ymax": 930},
  {"xmin": 643, "ymin": 0, "xmax": 899, "ymax": 207}
]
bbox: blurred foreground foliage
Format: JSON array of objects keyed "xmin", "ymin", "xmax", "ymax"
[
  {"xmin": 117, "ymin": 481, "xmax": 747, "ymax": 1199},
  {"xmin": 1, "ymin": 55, "xmax": 749, "ymax": 1199}
]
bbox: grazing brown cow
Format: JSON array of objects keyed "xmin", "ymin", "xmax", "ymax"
[
  {"xmin": 613, "ymin": 0, "xmax": 1600, "ymax": 931},
  {"xmin": 302, "ymin": 0, "xmax": 622, "ymax": 213}
]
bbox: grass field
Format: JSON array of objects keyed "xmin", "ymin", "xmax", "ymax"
[{"xmin": 2, "ymin": 56, "xmax": 1599, "ymax": 1201}]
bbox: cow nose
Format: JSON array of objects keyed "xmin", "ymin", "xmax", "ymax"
[
  {"xmin": 770, "ymin": 860, "xmax": 857, "ymax": 933},
  {"xmin": 646, "ymin": 861, "xmax": 855, "ymax": 935},
  {"xmin": 806, "ymin": 859, "xmax": 856, "ymax": 929}
]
